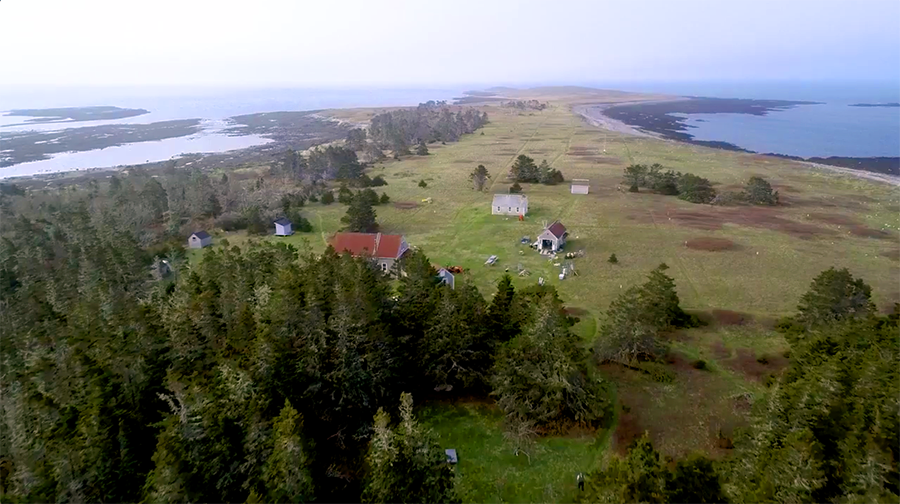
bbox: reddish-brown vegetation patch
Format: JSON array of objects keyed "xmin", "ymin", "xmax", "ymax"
[
  {"xmin": 567, "ymin": 146, "xmax": 597, "ymax": 156},
  {"xmin": 710, "ymin": 341, "xmax": 732, "ymax": 360},
  {"xmin": 711, "ymin": 309, "xmax": 753, "ymax": 326},
  {"xmin": 581, "ymin": 156, "xmax": 623, "ymax": 164},
  {"xmin": 849, "ymin": 226, "xmax": 892, "ymax": 239},
  {"xmin": 723, "ymin": 349, "xmax": 788, "ymax": 382},
  {"xmin": 602, "ymin": 357, "xmax": 748, "ymax": 459},
  {"xmin": 612, "ymin": 405, "xmax": 645, "ymax": 455},
  {"xmin": 393, "ymin": 201, "xmax": 419, "ymax": 210},
  {"xmin": 806, "ymin": 212, "xmax": 859, "ymax": 226},
  {"xmin": 880, "ymin": 249, "xmax": 900, "ymax": 261},
  {"xmin": 732, "ymin": 393, "xmax": 752, "ymax": 414},
  {"xmin": 803, "ymin": 213, "xmax": 891, "ymax": 239},
  {"xmin": 685, "ymin": 237, "xmax": 738, "ymax": 251},
  {"xmin": 658, "ymin": 206, "xmax": 833, "ymax": 239},
  {"xmin": 786, "ymin": 195, "xmax": 865, "ymax": 210},
  {"xmin": 664, "ymin": 210, "xmax": 723, "ymax": 230},
  {"xmin": 664, "ymin": 352, "xmax": 696, "ymax": 372}
]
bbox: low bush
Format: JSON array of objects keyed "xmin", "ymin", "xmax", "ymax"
[
  {"xmin": 638, "ymin": 362, "xmax": 675, "ymax": 383},
  {"xmin": 215, "ymin": 212, "xmax": 247, "ymax": 231}
]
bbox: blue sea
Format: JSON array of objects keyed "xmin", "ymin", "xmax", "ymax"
[
  {"xmin": 0, "ymin": 87, "xmax": 464, "ymax": 178},
  {"xmin": 588, "ymin": 80, "xmax": 900, "ymax": 159}
]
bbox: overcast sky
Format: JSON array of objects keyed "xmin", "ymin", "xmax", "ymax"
[{"xmin": 1, "ymin": 0, "xmax": 898, "ymax": 87}]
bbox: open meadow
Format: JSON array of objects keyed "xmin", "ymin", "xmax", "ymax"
[{"xmin": 196, "ymin": 96, "xmax": 899, "ymax": 502}]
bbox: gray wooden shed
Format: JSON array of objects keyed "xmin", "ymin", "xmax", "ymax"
[{"xmin": 189, "ymin": 231, "xmax": 212, "ymax": 249}]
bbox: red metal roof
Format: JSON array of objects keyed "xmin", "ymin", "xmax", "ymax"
[
  {"xmin": 331, "ymin": 232, "xmax": 404, "ymax": 259},
  {"xmin": 375, "ymin": 234, "xmax": 403, "ymax": 258},
  {"xmin": 546, "ymin": 221, "xmax": 567, "ymax": 238}
]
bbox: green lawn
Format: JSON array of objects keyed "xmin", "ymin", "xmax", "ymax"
[
  {"xmin": 420, "ymin": 402, "xmax": 610, "ymax": 503},
  {"xmin": 187, "ymin": 100, "xmax": 898, "ymax": 502}
]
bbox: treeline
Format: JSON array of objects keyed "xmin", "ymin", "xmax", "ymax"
[
  {"xmin": 0, "ymin": 142, "xmax": 393, "ymax": 251},
  {"xmin": 0, "ymin": 205, "xmax": 603, "ymax": 502},
  {"xmin": 502, "ymin": 100, "xmax": 548, "ymax": 111},
  {"xmin": 0, "ymin": 165, "xmax": 318, "ymax": 251},
  {"xmin": 509, "ymin": 154, "xmax": 564, "ymax": 184},
  {"xmin": 623, "ymin": 163, "xmax": 779, "ymax": 205},
  {"xmin": 579, "ymin": 267, "xmax": 899, "ymax": 503},
  {"xmin": 367, "ymin": 103, "xmax": 488, "ymax": 155}
]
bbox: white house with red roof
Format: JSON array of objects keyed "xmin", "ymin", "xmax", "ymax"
[
  {"xmin": 537, "ymin": 221, "xmax": 567, "ymax": 252},
  {"xmin": 330, "ymin": 232, "xmax": 410, "ymax": 273}
]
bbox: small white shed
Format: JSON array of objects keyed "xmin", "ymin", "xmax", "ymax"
[
  {"xmin": 189, "ymin": 231, "xmax": 212, "ymax": 249},
  {"xmin": 274, "ymin": 218, "xmax": 293, "ymax": 236},
  {"xmin": 571, "ymin": 179, "xmax": 590, "ymax": 194}
]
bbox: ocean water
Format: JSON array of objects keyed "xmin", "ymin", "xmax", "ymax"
[
  {"xmin": 589, "ymin": 80, "xmax": 900, "ymax": 159},
  {"xmin": 0, "ymin": 87, "xmax": 463, "ymax": 178}
]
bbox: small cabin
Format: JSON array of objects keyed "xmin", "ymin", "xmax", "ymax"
[
  {"xmin": 570, "ymin": 179, "xmax": 590, "ymax": 194},
  {"xmin": 437, "ymin": 268, "xmax": 455, "ymax": 289},
  {"xmin": 492, "ymin": 194, "xmax": 528, "ymax": 216},
  {"xmin": 274, "ymin": 218, "xmax": 293, "ymax": 236},
  {"xmin": 189, "ymin": 231, "xmax": 212, "ymax": 249},
  {"xmin": 537, "ymin": 221, "xmax": 567, "ymax": 252}
]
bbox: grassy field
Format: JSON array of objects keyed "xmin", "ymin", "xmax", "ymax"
[{"xmin": 192, "ymin": 96, "xmax": 899, "ymax": 502}]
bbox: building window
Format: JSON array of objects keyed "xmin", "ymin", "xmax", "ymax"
[
  {"xmin": 496, "ymin": 206, "xmax": 500, "ymax": 211},
  {"xmin": 508, "ymin": 207, "xmax": 511, "ymax": 212},
  {"xmin": 516, "ymin": 207, "xmax": 519, "ymax": 212},
  {"xmin": 381, "ymin": 262, "xmax": 388, "ymax": 272}
]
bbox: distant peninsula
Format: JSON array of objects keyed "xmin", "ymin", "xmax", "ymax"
[
  {"xmin": 848, "ymin": 102, "xmax": 900, "ymax": 108},
  {"xmin": 3, "ymin": 106, "xmax": 149, "ymax": 126},
  {"xmin": 600, "ymin": 97, "xmax": 819, "ymax": 149},
  {"xmin": 0, "ymin": 119, "xmax": 201, "ymax": 167}
]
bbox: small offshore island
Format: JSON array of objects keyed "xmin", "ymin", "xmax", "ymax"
[
  {"xmin": 3, "ymin": 105, "xmax": 149, "ymax": 125},
  {"xmin": 849, "ymin": 102, "xmax": 900, "ymax": 107}
]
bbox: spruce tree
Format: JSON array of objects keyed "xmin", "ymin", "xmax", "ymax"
[
  {"xmin": 470, "ymin": 164, "xmax": 490, "ymax": 191},
  {"xmin": 341, "ymin": 192, "xmax": 378, "ymax": 232},
  {"xmin": 256, "ymin": 401, "xmax": 315, "ymax": 503},
  {"xmin": 492, "ymin": 296, "xmax": 607, "ymax": 432},
  {"xmin": 362, "ymin": 393, "xmax": 457, "ymax": 504}
]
